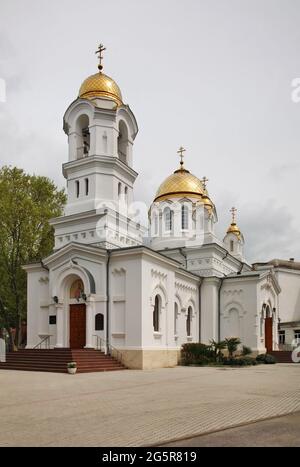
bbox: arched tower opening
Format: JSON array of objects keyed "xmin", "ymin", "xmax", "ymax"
[
  {"xmin": 118, "ymin": 120, "xmax": 128, "ymax": 164},
  {"xmin": 76, "ymin": 114, "xmax": 90, "ymax": 159}
]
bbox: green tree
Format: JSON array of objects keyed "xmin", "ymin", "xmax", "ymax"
[
  {"xmin": 225, "ymin": 337, "xmax": 241, "ymax": 359},
  {"xmin": 209, "ymin": 339, "xmax": 227, "ymax": 363},
  {"xmin": 0, "ymin": 166, "xmax": 66, "ymax": 346}
]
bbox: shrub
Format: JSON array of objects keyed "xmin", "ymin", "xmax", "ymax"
[
  {"xmin": 242, "ymin": 346, "xmax": 252, "ymax": 356},
  {"xmin": 256, "ymin": 353, "xmax": 276, "ymax": 364},
  {"xmin": 256, "ymin": 353, "xmax": 267, "ymax": 363},
  {"xmin": 223, "ymin": 357, "xmax": 257, "ymax": 366},
  {"xmin": 264, "ymin": 354, "xmax": 276, "ymax": 364},
  {"xmin": 210, "ymin": 339, "xmax": 227, "ymax": 362},
  {"xmin": 225, "ymin": 337, "xmax": 241, "ymax": 358},
  {"xmin": 181, "ymin": 343, "xmax": 214, "ymax": 365}
]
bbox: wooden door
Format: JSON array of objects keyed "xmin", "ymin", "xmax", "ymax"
[
  {"xmin": 265, "ymin": 317, "xmax": 273, "ymax": 352},
  {"xmin": 70, "ymin": 304, "xmax": 86, "ymax": 349}
]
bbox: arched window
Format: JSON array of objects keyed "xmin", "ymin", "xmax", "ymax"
[
  {"xmin": 75, "ymin": 180, "xmax": 80, "ymax": 198},
  {"xmin": 76, "ymin": 114, "xmax": 90, "ymax": 159},
  {"xmin": 164, "ymin": 207, "xmax": 173, "ymax": 231},
  {"xmin": 118, "ymin": 182, "xmax": 122, "ymax": 197},
  {"xmin": 95, "ymin": 313, "xmax": 104, "ymax": 331},
  {"xmin": 153, "ymin": 295, "xmax": 160, "ymax": 332},
  {"xmin": 174, "ymin": 303, "xmax": 178, "ymax": 335},
  {"xmin": 85, "ymin": 178, "xmax": 89, "ymax": 196},
  {"xmin": 230, "ymin": 240, "xmax": 234, "ymax": 252},
  {"xmin": 181, "ymin": 204, "xmax": 189, "ymax": 230},
  {"xmin": 118, "ymin": 121, "xmax": 128, "ymax": 164},
  {"xmin": 186, "ymin": 306, "xmax": 192, "ymax": 336},
  {"xmin": 124, "ymin": 186, "xmax": 128, "ymax": 203}
]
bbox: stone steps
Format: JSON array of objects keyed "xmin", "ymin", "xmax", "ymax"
[
  {"xmin": 269, "ymin": 351, "xmax": 295, "ymax": 363},
  {"xmin": 0, "ymin": 349, "xmax": 126, "ymax": 373}
]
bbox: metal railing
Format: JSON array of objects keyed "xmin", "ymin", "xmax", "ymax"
[
  {"xmin": 33, "ymin": 335, "xmax": 52, "ymax": 349},
  {"xmin": 92, "ymin": 335, "xmax": 124, "ymax": 365}
]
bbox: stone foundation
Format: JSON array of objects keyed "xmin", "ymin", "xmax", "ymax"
[{"xmin": 113, "ymin": 349, "xmax": 180, "ymax": 370}]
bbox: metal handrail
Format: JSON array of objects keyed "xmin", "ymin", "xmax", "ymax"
[
  {"xmin": 92, "ymin": 335, "xmax": 124, "ymax": 365},
  {"xmin": 33, "ymin": 335, "xmax": 52, "ymax": 349}
]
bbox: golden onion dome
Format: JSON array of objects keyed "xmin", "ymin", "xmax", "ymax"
[
  {"xmin": 154, "ymin": 167, "xmax": 205, "ymax": 202},
  {"xmin": 79, "ymin": 72, "xmax": 123, "ymax": 106},
  {"xmin": 227, "ymin": 222, "xmax": 241, "ymax": 237},
  {"xmin": 226, "ymin": 208, "xmax": 242, "ymax": 239}
]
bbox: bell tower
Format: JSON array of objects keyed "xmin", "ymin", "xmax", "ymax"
[
  {"xmin": 223, "ymin": 207, "xmax": 245, "ymax": 261},
  {"xmin": 50, "ymin": 45, "xmax": 144, "ymax": 250}
]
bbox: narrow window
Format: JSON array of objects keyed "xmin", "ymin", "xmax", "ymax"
[
  {"xmin": 95, "ymin": 313, "xmax": 104, "ymax": 331},
  {"xmin": 174, "ymin": 303, "xmax": 178, "ymax": 335},
  {"xmin": 85, "ymin": 178, "xmax": 89, "ymax": 196},
  {"xmin": 181, "ymin": 204, "xmax": 189, "ymax": 229},
  {"xmin": 164, "ymin": 207, "xmax": 173, "ymax": 231},
  {"xmin": 279, "ymin": 330, "xmax": 285, "ymax": 345},
  {"xmin": 186, "ymin": 307, "xmax": 192, "ymax": 336},
  {"xmin": 124, "ymin": 186, "xmax": 128, "ymax": 202},
  {"xmin": 118, "ymin": 182, "xmax": 122, "ymax": 197},
  {"xmin": 153, "ymin": 295, "xmax": 160, "ymax": 332},
  {"xmin": 75, "ymin": 180, "xmax": 80, "ymax": 198},
  {"xmin": 294, "ymin": 330, "xmax": 300, "ymax": 344},
  {"xmin": 230, "ymin": 240, "xmax": 234, "ymax": 252}
]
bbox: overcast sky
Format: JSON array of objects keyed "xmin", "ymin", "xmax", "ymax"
[{"xmin": 1, "ymin": 0, "xmax": 300, "ymax": 262}]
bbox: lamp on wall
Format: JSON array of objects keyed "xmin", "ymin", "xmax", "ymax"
[
  {"xmin": 53, "ymin": 296, "xmax": 59, "ymax": 304},
  {"xmin": 81, "ymin": 292, "xmax": 87, "ymax": 302}
]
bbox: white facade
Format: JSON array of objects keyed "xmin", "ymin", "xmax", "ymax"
[{"xmin": 23, "ymin": 58, "xmax": 300, "ymax": 369}]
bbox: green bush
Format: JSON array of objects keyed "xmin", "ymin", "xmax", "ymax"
[
  {"xmin": 242, "ymin": 346, "xmax": 252, "ymax": 356},
  {"xmin": 256, "ymin": 353, "xmax": 276, "ymax": 364},
  {"xmin": 223, "ymin": 357, "xmax": 257, "ymax": 366},
  {"xmin": 181, "ymin": 343, "xmax": 215, "ymax": 365},
  {"xmin": 225, "ymin": 337, "xmax": 241, "ymax": 358},
  {"xmin": 256, "ymin": 353, "xmax": 266, "ymax": 363},
  {"xmin": 264, "ymin": 354, "xmax": 276, "ymax": 364}
]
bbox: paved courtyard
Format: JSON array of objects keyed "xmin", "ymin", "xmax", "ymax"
[{"xmin": 0, "ymin": 364, "xmax": 299, "ymax": 447}]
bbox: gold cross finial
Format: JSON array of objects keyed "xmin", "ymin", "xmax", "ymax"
[
  {"xmin": 230, "ymin": 207, "xmax": 237, "ymax": 223},
  {"xmin": 201, "ymin": 176, "xmax": 209, "ymax": 190},
  {"xmin": 177, "ymin": 146, "xmax": 186, "ymax": 168},
  {"xmin": 95, "ymin": 43, "xmax": 106, "ymax": 72}
]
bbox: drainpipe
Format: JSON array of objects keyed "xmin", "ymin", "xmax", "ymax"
[
  {"xmin": 218, "ymin": 249, "xmax": 229, "ymax": 341},
  {"xmin": 218, "ymin": 277, "xmax": 225, "ymax": 342},
  {"xmin": 198, "ymin": 278, "xmax": 203, "ymax": 343},
  {"xmin": 106, "ymin": 250, "xmax": 111, "ymax": 354}
]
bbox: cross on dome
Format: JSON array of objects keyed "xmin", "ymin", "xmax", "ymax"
[
  {"xmin": 177, "ymin": 146, "xmax": 186, "ymax": 169},
  {"xmin": 230, "ymin": 207, "xmax": 237, "ymax": 224},
  {"xmin": 201, "ymin": 176, "xmax": 209, "ymax": 190},
  {"xmin": 95, "ymin": 43, "xmax": 106, "ymax": 72}
]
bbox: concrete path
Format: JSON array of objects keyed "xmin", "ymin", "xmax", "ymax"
[
  {"xmin": 162, "ymin": 412, "xmax": 300, "ymax": 447},
  {"xmin": 0, "ymin": 364, "xmax": 299, "ymax": 446}
]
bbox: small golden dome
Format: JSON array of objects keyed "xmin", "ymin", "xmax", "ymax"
[
  {"xmin": 226, "ymin": 207, "xmax": 242, "ymax": 238},
  {"xmin": 79, "ymin": 72, "xmax": 123, "ymax": 106},
  {"xmin": 154, "ymin": 168, "xmax": 205, "ymax": 202},
  {"xmin": 227, "ymin": 222, "xmax": 241, "ymax": 237}
]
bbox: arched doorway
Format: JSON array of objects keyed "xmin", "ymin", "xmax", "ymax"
[
  {"xmin": 69, "ymin": 279, "xmax": 86, "ymax": 349},
  {"xmin": 264, "ymin": 305, "xmax": 273, "ymax": 353}
]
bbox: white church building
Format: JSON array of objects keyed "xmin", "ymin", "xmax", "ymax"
[{"xmin": 24, "ymin": 46, "xmax": 300, "ymax": 369}]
